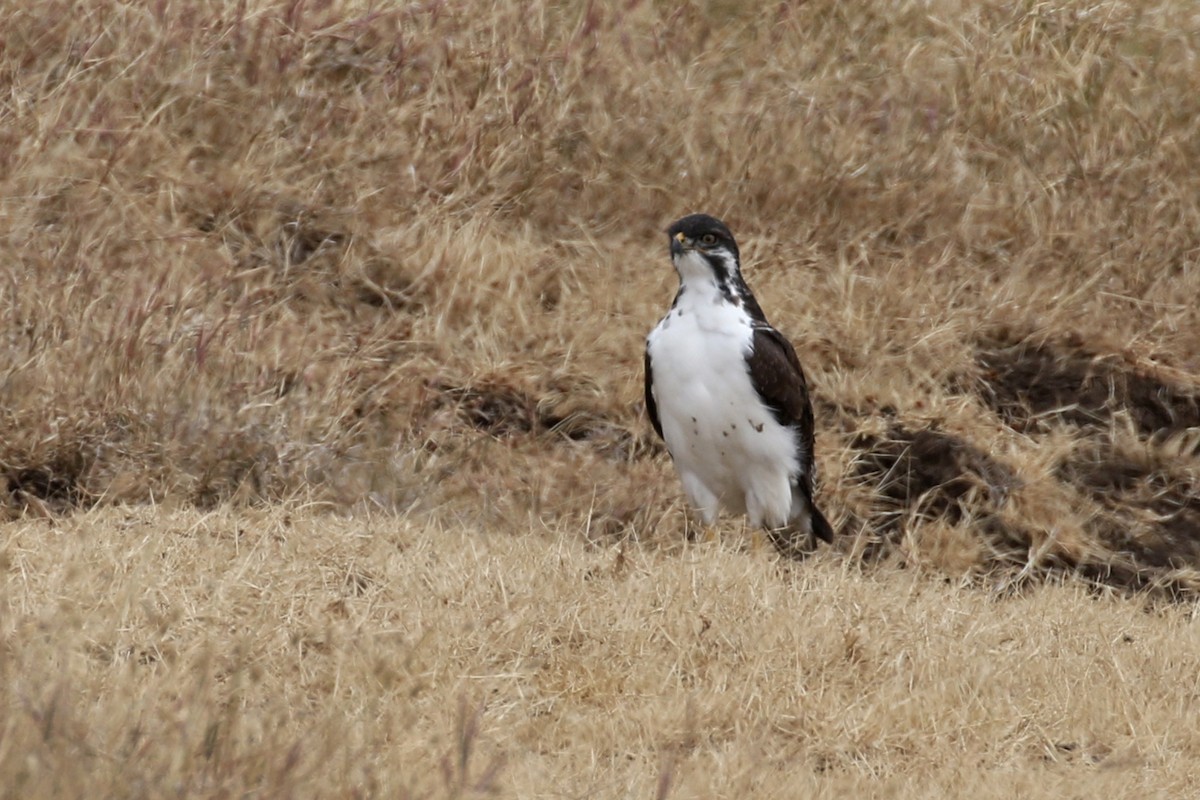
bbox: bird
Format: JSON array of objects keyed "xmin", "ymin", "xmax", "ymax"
[{"xmin": 644, "ymin": 213, "xmax": 834, "ymax": 557}]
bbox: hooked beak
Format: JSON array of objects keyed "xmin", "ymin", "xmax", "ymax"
[{"xmin": 669, "ymin": 231, "xmax": 689, "ymax": 257}]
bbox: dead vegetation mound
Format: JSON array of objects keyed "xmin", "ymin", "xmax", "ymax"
[
  {"xmin": 973, "ymin": 334, "xmax": 1200, "ymax": 436},
  {"xmin": 417, "ymin": 377, "xmax": 659, "ymax": 462},
  {"xmin": 891, "ymin": 331, "xmax": 1200, "ymax": 596},
  {"xmin": 1059, "ymin": 438, "xmax": 1200, "ymax": 573},
  {"xmin": 850, "ymin": 424, "xmax": 1023, "ymax": 546},
  {"xmin": 3, "ymin": 454, "xmax": 93, "ymax": 515},
  {"xmin": 849, "ymin": 412, "xmax": 1200, "ymax": 597}
]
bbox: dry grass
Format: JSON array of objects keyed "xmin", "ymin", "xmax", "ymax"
[
  {"xmin": 3, "ymin": 0, "xmax": 1200, "ymax": 795},
  {"xmin": 6, "ymin": 506, "xmax": 1200, "ymax": 797}
]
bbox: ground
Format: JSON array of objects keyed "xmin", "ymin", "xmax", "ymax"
[{"xmin": 2, "ymin": 1, "xmax": 1200, "ymax": 797}]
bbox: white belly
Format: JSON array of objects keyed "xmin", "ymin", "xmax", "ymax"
[{"xmin": 647, "ymin": 300, "xmax": 800, "ymax": 529}]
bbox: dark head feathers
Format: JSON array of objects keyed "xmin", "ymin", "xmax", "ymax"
[{"xmin": 666, "ymin": 214, "xmax": 739, "ymax": 262}]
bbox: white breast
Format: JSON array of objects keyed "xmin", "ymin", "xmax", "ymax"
[{"xmin": 647, "ymin": 284, "xmax": 800, "ymax": 530}]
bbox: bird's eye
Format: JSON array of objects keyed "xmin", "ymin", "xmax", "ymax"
[{"xmin": 699, "ymin": 233, "xmax": 718, "ymax": 246}]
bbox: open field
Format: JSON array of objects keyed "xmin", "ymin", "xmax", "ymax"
[
  {"xmin": 3, "ymin": 0, "xmax": 1200, "ymax": 796},
  {"xmin": 5, "ymin": 506, "xmax": 1200, "ymax": 797}
]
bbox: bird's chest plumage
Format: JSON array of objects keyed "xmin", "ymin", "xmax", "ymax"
[{"xmin": 646, "ymin": 291, "xmax": 799, "ymax": 517}]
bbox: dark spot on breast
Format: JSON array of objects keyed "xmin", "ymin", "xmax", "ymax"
[
  {"xmin": 752, "ymin": 421, "xmax": 765, "ymax": 433},
  {"xmin": 722, "ymin": 431, "xmax": 729, "ymax": 437},
  {"xmin": 691, "ymin": 416, "xmax": 697, "ymax": 423}
]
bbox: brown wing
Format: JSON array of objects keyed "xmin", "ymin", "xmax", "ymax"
[
  {"xmin": 748, "ymin": 326, "xmax": 834, "ymax": 544},
  {"xmin": 644, "ymin": 346, "xmax": 663, "ymax": 439},
  {"xmin": 746, "ymin": 326, "xmax": 816, "ymax": 486}
]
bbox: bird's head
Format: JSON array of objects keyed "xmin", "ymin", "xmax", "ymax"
[{"xmin": 665, "ymin": 213, "xmax": 741, "ymax": 285}]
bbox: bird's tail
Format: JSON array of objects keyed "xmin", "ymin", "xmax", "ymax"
[
  {"xmin": 767, "ymin": 485, "xmax": 835, "ymax": 559},
  {"xmin": 809, "ymin": 503, "xmax": 835, "ymax": 544}
]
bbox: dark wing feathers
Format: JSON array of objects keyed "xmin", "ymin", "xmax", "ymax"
[
  {"xmin": 746, "ymin": 326, "xmax": 816, "ymax": 480},
  {"xmin": 747, "ymin": 326, "xmax": 833, "ymax": 544},
  {"xmin": 644, "ymin": 346, "xmax": 663, "ymax": 439}
]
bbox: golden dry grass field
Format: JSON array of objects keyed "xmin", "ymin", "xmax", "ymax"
[{"xmin": 3, "ymin": 0, "xmax": 1200, "ymax": 796}]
